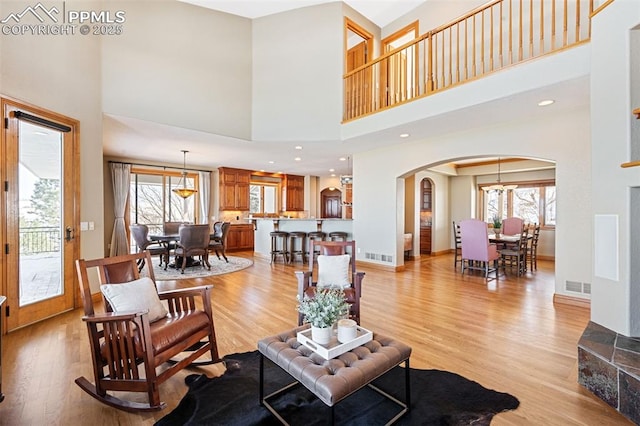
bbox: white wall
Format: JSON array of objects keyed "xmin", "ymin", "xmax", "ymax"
[
  {"xmin": 353, "ymin": 108, "xmax": 590, "ymax": 302},
  {"xmin": 252, "ymin": 3, "xmax": 343, "ymax": 141},
  {"xmin": 101, "ymin": 1, "xmax": 252, "ymax": 140},
  {"xmin": 0, "ymin": 0, "xmax": 105, "ymax": 261},
  {"xmin": 590, "ymin": 0, "xmax": 640, "ymax": 336}
]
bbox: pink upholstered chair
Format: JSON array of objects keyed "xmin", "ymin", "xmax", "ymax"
[
  {"xmin": 502, "ymin": 217, "xmax": 524, "ymax": 236},
  {"xmin": 459, "ymin": 219, "xmax": 501, "ymax": 279}
]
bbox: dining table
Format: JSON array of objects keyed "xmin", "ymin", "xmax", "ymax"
[{"xmin": 149, "ymin": 232, "xmax": 216, "ymax": 269}]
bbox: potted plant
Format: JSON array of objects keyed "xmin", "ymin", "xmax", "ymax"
[
  {"xmin": 492, "ymin": 215, "xmax": 502, "ymax": 236},
  {"xmin": 297, "ymin": 288, "xmax": 349, "ymax": 345}
]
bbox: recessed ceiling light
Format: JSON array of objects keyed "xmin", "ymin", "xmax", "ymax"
[
  {"xmin": 295, "ymin": 145, "xmax": 303, "ymax": 150},
  {"xmin": 268, "ymin": 160, "xmax": 274, "ymax": 164},
  {"xmin": 538, "ymin": 99, "xmax": 554, "ymax": 106},
  {"xmin": 339, "ymin": 157, "xmax": 346, "ymax": 161},
  {"xmin": 294, "ymin": 157, "xmax": 301, "ymax": 161},
  {"xmin": 331, "ymin": 173, "xmax": 336, "ymax": 177},
  {"xmin": 399, "ymin": 133, "xmax": 410, "ymax": 138},
  {"xmin": 329, "ymin": 168, "xmax": 335, "ymax": 172}
]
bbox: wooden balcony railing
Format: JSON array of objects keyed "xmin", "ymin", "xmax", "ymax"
[{"xmin": 343, "ymin": 0, "xmax": 607, "ymax": 122}]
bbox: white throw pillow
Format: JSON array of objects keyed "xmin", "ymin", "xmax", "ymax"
[
  {"xmin": 317, "ymin": 254, "xmax": 351, "ymax": 289},
  {"xmin": 100, "ymin": 277, "xmax": 168, "ymax": 323}
]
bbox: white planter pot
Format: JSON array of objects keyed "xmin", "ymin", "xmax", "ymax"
[{"xmin": 311, "ymin": 325, "xmax": 332, "ymax": 345}]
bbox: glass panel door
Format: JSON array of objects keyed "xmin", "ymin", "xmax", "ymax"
[
  {"xmin": 18, "ymin": 121, "xmax": 63, "ymax": 305},
  {"xmin": 3, "ymin": 101, "xmax": 78, "ymax": 331}
]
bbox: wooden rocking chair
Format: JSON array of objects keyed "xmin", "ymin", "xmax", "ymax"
[{"xmin": 75, "ymin": 251, "xmax": 221, "ymax": 412}]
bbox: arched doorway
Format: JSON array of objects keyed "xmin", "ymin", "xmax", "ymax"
[{"xmin": 321, "ymin": 188, "xmax": 342, "ymax": 218}]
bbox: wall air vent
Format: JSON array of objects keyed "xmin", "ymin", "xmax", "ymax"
[
  {"xmin": 364, "ymin": 252, "xmax": 393, "ymax": 263},
  {"xmin": 566, "ymin": 280, "xmax": 583, "ymax": 293},
  {"xmin": 566, "ymin": 280, "xmax": 591, "ymax": 294}
]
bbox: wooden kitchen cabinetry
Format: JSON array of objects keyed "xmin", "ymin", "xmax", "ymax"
[
  {"xmin": 420, "ymin": 226, "xmax": 431, "ymax": 254},
  {"xmin": 219, "ymin": 167, "xmax": 251, "ymax": 210},
  {"xmin": 282, "ymin": 174, "xmax": 304, "ymax": 211},
  {"xmin": 226, "ymin": 224, "xmax": 254, "ymax": 251}
]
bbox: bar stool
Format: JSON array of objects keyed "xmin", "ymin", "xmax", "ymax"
[
  {"xmin": 288, "ymin": 231, "xmax": 307, "ymax": 264},
  {"xmin": 307, "ymin": 231, "xmax": 326, "ymax": 261},
  {"xmin": 329, "ymin": 231, "xmax": 348, "ymax": 241},
  {"xmin": 269, "ymin": 231, "xmax": 289, "ymax": 264}
]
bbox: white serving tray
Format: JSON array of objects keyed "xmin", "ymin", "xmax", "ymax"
[{"xmin": 297, "ymin": 325, "xmax": 373, "ymax": 360}]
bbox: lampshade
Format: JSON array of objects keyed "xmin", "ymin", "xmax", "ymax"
[
  {"xmin": 482, "ymin": 157, "xmax": 517, "ymax": 193},
  {"xmin": 172, "ymin": 150, "xmax": 197, "ymax": 199}
]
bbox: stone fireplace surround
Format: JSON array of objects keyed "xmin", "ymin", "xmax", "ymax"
[{"xmin": 578, "ymin": 321, "xmax": 640, "ymax": 424}]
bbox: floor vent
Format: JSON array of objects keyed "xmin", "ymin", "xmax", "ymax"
[
  {"xmin": 364, "ymin": 252, "xmax": 393, "ymax": 263},
  {"xmin": 566, "ymin": 280, "xmax": 591, "ymax": 294}
]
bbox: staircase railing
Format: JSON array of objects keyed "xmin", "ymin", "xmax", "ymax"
[{"xmin": 343, "ymin": 0, "xmax": 606, "ymax": 122}]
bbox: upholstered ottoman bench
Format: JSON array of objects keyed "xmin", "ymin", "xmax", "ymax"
[{"xmin": 258, "ymin": 325, "xmax": 412, "ymax": 425}]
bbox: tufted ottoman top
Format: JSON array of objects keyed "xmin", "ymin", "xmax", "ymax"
[{"xmin": 258, "ymin": 325, "xmax": 412, "ymax": 406}]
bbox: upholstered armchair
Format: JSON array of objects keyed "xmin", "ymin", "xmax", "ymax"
[
  {"xmin": 460, "ymin": 219, "xmax": 501, "ymax": 279},
  {"xmin": 294, "ymin": 240, "xmax": 365, "ymax": 325}
]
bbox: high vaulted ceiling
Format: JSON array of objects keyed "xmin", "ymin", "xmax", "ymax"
[{"xmin": 178, "ymin": 0, "xmax": 427, "ymax": 28}]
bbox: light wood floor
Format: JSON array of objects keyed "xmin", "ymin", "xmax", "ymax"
[{"xmin": 0, "ymin": 253, "xmax": 632, "ymax": 425}]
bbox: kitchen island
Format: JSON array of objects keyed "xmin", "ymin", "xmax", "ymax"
[{"xmin": 253, "ymin": 218, "xmax": 352, "ymax": 258}]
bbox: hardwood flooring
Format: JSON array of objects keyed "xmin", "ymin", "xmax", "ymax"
[{"xmin": 0, "ymin": 253, "xmax": 631, "ymax": 425}]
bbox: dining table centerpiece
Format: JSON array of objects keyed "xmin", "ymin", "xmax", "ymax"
[
  {"xmin": 492, "ymin": 215, "xmax": 502, "ymax": 236},
  {"xmin": 297, "ymin": 288, "xmax": 349, "ymax": 345}
]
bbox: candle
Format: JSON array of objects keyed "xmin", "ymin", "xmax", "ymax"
[{"xmin": 337, "ymin": 319, "xmax": 357, "ymax": 343}]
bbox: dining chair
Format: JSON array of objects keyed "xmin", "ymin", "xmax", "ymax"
[
  {"xmin": 208, "ymin": 222, "xmax": 231, "ymax": 263},
  {"xmin": 129, "ymin": 224, "xmax": 169, "ymax": 271},
  {"xmin": 527, "ymin": 224, "xmax": 541, "ymax": 271},
  {"xmin": 459, "ymin": 219, "xmax": 501, "ymax": 279},
  {"xmin": 452, "ymin": 221, "xmax": 462, "ymax": 270},
  {"xmin": 174, "ymin": 224, "xmax": 212, "ymax": 273},
  {"xmin": 500, "ymin": 226, "xmax": 530, "ymax": 276},
  {"xmin": 502, "ymin": 217, "xmax": 524, "ymax": 236}
]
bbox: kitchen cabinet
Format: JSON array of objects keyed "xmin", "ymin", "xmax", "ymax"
[
  {"xmin": 420, "ymin": 227, "xmax": 432, "ymax": 254},
  {"xmin": 421, "ymin": 179, "xmax": 432, "ymax": 211},
  {"xmin": 282, "ymin": 174, "xmax": 304, "ymax": 211},
  {"xmin": 226, "ymin": 224, "xmax": 254, "ymax": 251},
  {"xmin": 219, "ymin": 167, "xmax": 251, "ymax": 210}
]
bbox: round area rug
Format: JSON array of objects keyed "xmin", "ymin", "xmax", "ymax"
[{"xmin": 150, "ymin": 256, "xmax": 253, "ymax": 280}]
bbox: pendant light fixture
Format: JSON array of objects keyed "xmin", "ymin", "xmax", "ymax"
[
  {"xmin": 340, "ymin": 156, "xmax": 353, "ymax": 186},
  {"xmin": 172, "ymin": 150, "xmax": 197, "ymax": 199},
  {"xmin": 481, "ymin": 157, "xmax": 517, "ymax": 193}
]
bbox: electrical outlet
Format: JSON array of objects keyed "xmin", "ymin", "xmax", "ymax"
[{"xmin": 88, "ymin": 221, "xmax": 95, "ymax": 230}]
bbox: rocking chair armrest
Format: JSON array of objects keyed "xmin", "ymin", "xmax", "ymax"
[
  {"xmin": 81, "ymin": 311, "xmax": 147, "ymax": 323},
  {"xmin": 294, "ymin": 270, "xmax": 314, "ymax": 293},
  {"xmin": 158, "ymin": 285, "xmax": 213, "ymax": 300},
  {"xmin": 159, "ymin": 285, "xmax": 214, "ymax": 315}
]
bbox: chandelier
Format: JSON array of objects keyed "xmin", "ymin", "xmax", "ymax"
[
  {"xmin": 481, "ymin": 157, "xmax": 517, "ymax": 193},
  {"xmin": 172, "ymin": 150, "xmax": 197, "ymax": 199}
]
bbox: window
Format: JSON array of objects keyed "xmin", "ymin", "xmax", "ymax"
[
  {"xmin": 250, "ymin": 183, "xmax": 278, "ymax": 215},
  {"xmin": 482, "ymin": 181, "xmax": 555, "ymax": 227},
  {"xmin": 129, "ymin": 168, "xmax": 199, "ymax": 236}
]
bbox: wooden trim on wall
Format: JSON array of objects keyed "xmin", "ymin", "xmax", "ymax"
[{"xmin": 553, "ymin": 293, "xmax": 590, "ymax": 310}]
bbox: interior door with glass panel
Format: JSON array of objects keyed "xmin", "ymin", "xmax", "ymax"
[{"xmin": 2, "ymin": 101, "xmax": 78, "ymax": 331}]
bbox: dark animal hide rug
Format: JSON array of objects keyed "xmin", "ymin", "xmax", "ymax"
[{"xmin": 156, "ymin": 350, "xmax": 519, "ymax": 426}]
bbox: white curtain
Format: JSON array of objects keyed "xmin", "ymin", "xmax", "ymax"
[
  {"xmin": 198, "ymin": 171, "xmax": 211, "ymax": 224},
  {"xmin": 110, "ymin": 163, "xmax": 131, "ymax": 256}
]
